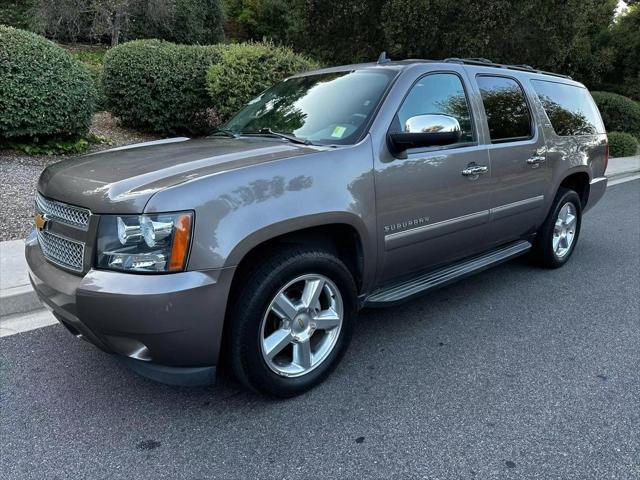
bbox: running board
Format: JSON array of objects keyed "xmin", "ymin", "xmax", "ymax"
[{"xmin": 364, "ymin": 240, "xmax": 532, "ymax": 307}]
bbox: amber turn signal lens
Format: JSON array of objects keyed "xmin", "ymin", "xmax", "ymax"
[{"xmin": 168, "ymin": 214, "xmax": 192, "ymax": 271}]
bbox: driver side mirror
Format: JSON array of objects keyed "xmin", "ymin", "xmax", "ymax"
[{"xmin": 388, "ymin": 114, "xmax": 462, "ymax": 154}]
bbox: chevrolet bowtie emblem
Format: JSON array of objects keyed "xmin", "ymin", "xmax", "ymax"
[{"xmin": 35, "ymin": 213, "xmax": 48, "ymax": 231}]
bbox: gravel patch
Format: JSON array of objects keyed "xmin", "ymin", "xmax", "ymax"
[{"xmin": 0, "ymin": 113, "xmax": 160, "ymax": 241}]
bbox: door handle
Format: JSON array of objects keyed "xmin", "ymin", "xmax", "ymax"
[
  {"xmin": 527, "ymin": 155, "xmax": 546, "ymax": 167},
  {"xmin": 461, "ymin": 164, "xmax": 489, "ymax": 177}
]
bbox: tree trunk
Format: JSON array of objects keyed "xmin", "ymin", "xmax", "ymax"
[{"xmin": 111, "ymin": 12, "xmax": 121, "ymax": 46}]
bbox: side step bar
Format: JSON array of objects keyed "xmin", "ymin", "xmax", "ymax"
[{"xmin": 364, "ymin": 240, "xmax": 532, "ymax": 307}]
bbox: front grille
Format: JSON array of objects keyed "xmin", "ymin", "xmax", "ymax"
[
  {"xmin": 37, "ymin": 230, "xmax": 85, "ymax": 272},
  {"xmin": 36, "ymin": 192, "xmax": 90, "ymax": 230}
]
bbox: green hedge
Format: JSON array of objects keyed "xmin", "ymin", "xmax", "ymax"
[
  {"xmin": 206, "ymin": 42, "xmax": 318, "ymax": 122},
  {"xmin": 591, "ymin": 91, "xmax": 640, "ymax": 138},
  {"xmin": 103, "ymin": 40, "xmax": 224, "ymax": 134},
  {"xmin": 0, "ymin": 26, "xmax": 96, "ymax": 140},
  {"xmin": 608, "ymin": 131, "xmax": 638, "ymax": 158},
  {"xmin": 68, "ymin": 47, "xmax": 108, "ymax": 112},
  {"xmin": 86, "ymin": 63, "xmax": 105, "ymax": 111}
]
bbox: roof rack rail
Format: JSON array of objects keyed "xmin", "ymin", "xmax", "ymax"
[{"xmin": 443, "ymin": 57, "xmax": 571, "ymax": 79}]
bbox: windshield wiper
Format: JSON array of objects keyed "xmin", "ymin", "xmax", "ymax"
[
  {"xmin": 245, "ymin": 128, "xmax": 312, "ymax": 146},
  {"xmin": 210, "ymin": 128, "xmax": 239, "ymax": 138}
]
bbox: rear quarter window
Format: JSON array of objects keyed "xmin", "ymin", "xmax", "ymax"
[{"xmin": 531, "ymin": 80, "xmax": 605, "ymax": 136}]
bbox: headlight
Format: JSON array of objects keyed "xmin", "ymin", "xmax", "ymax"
[{"xmin": 96, "ymin": 212, "xmax": 193, "ymax": 273}]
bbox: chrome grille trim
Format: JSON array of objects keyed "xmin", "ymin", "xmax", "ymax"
[
  {"xmin": 37, "ymin": 230, "xmax": 85, "ymax": 272},
  {"xmin": 36, "ymin": 192, "xmax": 91, "ymax": 230}
]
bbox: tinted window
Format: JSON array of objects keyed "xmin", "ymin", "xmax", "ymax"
[
  {"xmin": 225, "ymin": 70, "xmax": 396, "ymax": 145},
  {"xmin": 396, "ymin": 73, "xmax": 474, "ymax": 144},
  {"xmin": 477, "ymin": 76, "xmax": 532, "ymax": 142},
  {"xmin": 531, "ymin": 80, "xmax": 604, "ymax": 136}
]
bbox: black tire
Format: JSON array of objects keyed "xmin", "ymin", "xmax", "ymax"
[
  {"xmin": 227, "ymin": 247, "xmax": 357, "ymax": 397},
  {"xmin": 532, "ymin": 187, "xmax": 582, "ymax": 268}
]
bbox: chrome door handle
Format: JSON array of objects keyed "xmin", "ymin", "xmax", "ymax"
[
  {"xmin": 462, "ymin": 164, "xmax": 489, "ymax": 176},
  {"xmin": 527, "ymin": 155, "xmax": 546, "ymax": 167}
]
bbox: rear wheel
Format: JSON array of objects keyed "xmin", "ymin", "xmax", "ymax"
[
  {"xmin": 227, "ymin": 247, "xmax": 357, "ymax": 397},
  {"xmin": 532, "ymin": 187, "xmax": 582, "ymax": 268}
]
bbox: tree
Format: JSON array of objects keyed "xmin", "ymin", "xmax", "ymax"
[
  {"xmin": 604, "ymin": 4, "xmax": 640, "ymax": 99},
  {"xmin": 135, "ymin": 0, "xmax": 225, "ymax": 45},
  {"xmin": 91, "ymin": 0, "xmax": 131, "ymax": 46},
  {"xmin": 293, "ymin": 0, "xmax": 387, "ymax": 64},
  {"xmin": 0, "ymin": 0, "xmax": 36, "ymax": 29},
  {"xmin": 32, "ymin": 0, "xmax": 224, "ymax": 45},
  {"xmin": 381, "ymin": 0, "xmax": 617, "ymax": 86},
  {"xmin": 222, "ymin": 0, "xmax": 293, "ymax": 42}
]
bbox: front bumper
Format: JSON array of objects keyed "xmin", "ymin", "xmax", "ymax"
[{"xmin": 26, "ymin": 231, "xmax": 235, "ymax": 376}]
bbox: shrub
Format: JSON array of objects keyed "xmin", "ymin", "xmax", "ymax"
[
  {"xmin": 5, "ymin": 134, "xmax": 110, "ymax": 155},
  {"xmin": 68, "ymin": 46, "xmax": 108, "ymax": 111},
  {"xmin": 86, "ymin": 63, "xmax": 106, "ymax": 111},
  {"xmin": 591, "ymin": 91, "xmax": 640, "ymax": 138},
  {"xmin": 0, "ymin": 26, "xmax": 96, "ymax": 140},
  {"xmin": 206, "ymin": 42, "xmax": 317, "ymax": 121},
  {"xmin": 608, "ymin": 131, "xmax": 638, "ymax": 158},
  {"xmin": 103, "ymin": 40, "xmax": 224, "ymax": 134}
]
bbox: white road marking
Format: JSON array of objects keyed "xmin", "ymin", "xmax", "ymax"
[
  {"xmin": 608, "ymin": 173, "xmax": 640, "ymax": 186},
  {"xmin": 0, "ymin": 309, "xmax": 57, "ymax": 338}
]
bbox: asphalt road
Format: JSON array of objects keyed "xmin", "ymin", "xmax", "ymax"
[{"xmin": 1, "ymin": 180, "xmax": 639, "ymax": 480}]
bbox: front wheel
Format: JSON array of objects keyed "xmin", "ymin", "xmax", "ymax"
[
  {"xmin": 532, "ymin": 187, "xmax": 582, "ymax": 268},
  {"xmin": 227, "ymin": 247, "xmax": 357, "ymax": 397}
]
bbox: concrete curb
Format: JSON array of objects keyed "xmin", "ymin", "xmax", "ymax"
[
  {"xmin": 1, "ymin": 239, "xmax": 41, "ymax": 318},
  {"xmin": 0, "ymin": 284, "xmax": 41, "ymax": 317},
  {"xmin": 606, "ymin": 155, "xmax": 640, "ymax": 182},
  {"xmin": 1, "ymin": 156, "xmax": 639, "ymax": 319}
]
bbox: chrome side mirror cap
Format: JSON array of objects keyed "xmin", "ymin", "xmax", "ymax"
[{"xmin": 389, "ymin": 114, "xmax": 462, "ymax": 154}]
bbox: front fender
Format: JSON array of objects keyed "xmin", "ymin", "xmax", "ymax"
[{"xmin": 144, "ymin": 138, "xmax": 378, "ymax": 288}]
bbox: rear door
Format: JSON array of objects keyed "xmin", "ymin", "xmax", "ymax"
[{"xmin": 471, "ymin": 73, "xmax": 550, "ymax": 244}]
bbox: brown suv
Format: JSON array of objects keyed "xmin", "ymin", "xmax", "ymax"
[{"xmin": 26, "ymin": 57, "xmax": 608, "ymax": 396}]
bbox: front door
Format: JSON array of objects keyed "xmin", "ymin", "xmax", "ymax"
[
  {"xmin": 473, "ymin": 74, "xmax": 550, "ymax": 244},
  {"xmin": 374, "ymin": 72, "xmax": 493, "ymax": 284}
]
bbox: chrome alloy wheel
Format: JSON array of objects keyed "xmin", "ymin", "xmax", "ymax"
[
  {"xmin": 553, "ymin": 202, "xmax": 577, "ymax": 258},
  {"xmin": 260, "ymin": 274, "xmax": 344, "ymax": 377}
]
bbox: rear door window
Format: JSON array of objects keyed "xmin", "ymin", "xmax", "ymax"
[
  {"xmin": 476, "ymin": 75, "xmax": 533, "ymax": 143},
  {"xmin": 531, "ymin": 80, "xmax": 604, "ymax": 136}
]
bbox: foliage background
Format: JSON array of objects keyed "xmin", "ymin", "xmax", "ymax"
[
  {"xmin": 0, "ymin": 0, "xmax": 638, "ymax": 152},
  {"xmin": 1, "ymin": 0, "xmax": 637, "ymax": 98}
]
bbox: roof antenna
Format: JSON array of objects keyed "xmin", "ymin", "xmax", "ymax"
[{"xmin": 377, "ymin": 51, "xmax": 390, "ymax": 64}]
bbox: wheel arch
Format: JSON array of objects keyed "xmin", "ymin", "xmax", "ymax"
[
  {"xmin": 558, "ymin": 169, "xmax": 591, "ymax": 208},
  {"xmin": 225, "ymin": 213, "xmax": 374, "ymax": 296}
]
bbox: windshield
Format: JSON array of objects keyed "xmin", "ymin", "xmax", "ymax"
[{"xmin": 224, "ymin": 69, "xmax": 397, "ymax": 145}]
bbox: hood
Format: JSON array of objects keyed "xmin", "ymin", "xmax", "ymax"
[{"xmin": 38, "ymin": 136, "xmax": 319, "ymax": 214}]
